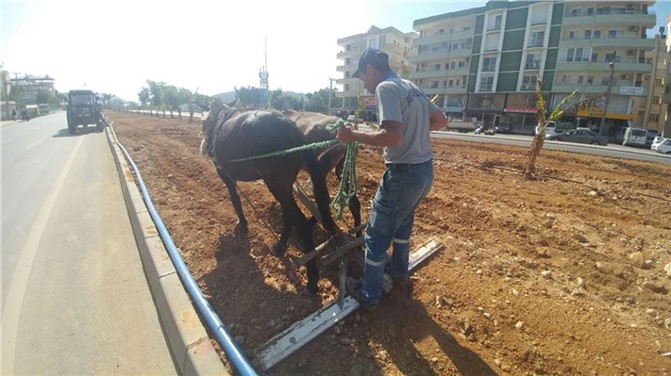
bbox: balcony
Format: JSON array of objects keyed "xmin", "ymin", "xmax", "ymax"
[
  {"xmin": 527, "ymin": 41, "xmax": 544, "ymax": 49},
  {"xmin": 409, "ymin": 67, "xmax": 469, "ymax": 80},
  {"xmin": 420, "ymin": 86, "xmax": 468, "ymax": 95},
  {"xmin": 559, "ymin": 37, "xmax": 655, "ymax": 50},
  {"xmin": 524, "ymin": 61, "xmax": 542, "ymax": 70},
  {"xmin": 563, "ymin": 12, "xmax": 655, "ymax": 27},
  {"xmin": 409, "ymin": 48, "xmax": 471, "ymax": 63},
  {"xmin": 409, "ymin": 70, "xmax": 445, "ymax": 79},
  {"xmin": 336, "ymin": 63, "xmax": 357, "ymax": 72},
  {"xmin": 552, "ymin": 83, "xmax": 647, "ymax": 96},
  {"xmin": 417, "ymin": 29, "xmax": 473, "ymax": 45},
  {"xmin": 555, "ymin": 61, "xmax": 652, "ymax": 74}
]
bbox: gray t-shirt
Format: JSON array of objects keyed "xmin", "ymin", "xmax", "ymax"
[{"xmin": 376, "ymin": 76, "xmax": 440, "ymax": 164}]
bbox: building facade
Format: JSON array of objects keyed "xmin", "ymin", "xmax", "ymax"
[
  {"xmin": 409, "ymin": 0, "xmax": 657, "ymax": 137},
  {"xmin": 336, "ymin": 26, "xmax": 416, "ymax": 112},
  {"xmin": 9, "ymin": 74, "xmax": 56, "ymax": 104},
  {"xmin": 336, "ymin": 1, "xmax": 664, "ymax": 139},
  {"xmin": 638, "ymin": 29, "xmax": 668, "ymax": 135}
]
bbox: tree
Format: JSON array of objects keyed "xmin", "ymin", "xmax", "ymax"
[
  {"xmin": 147, "ymin": 80, "xmax": 166, "ymax": 117},
  {"xmin": 163, "ymin": 85, "xmax": 180, "ymax": 119},
  {"xmin": 138, "ymin": 87, "xmax": 150, "ymax": 108}
]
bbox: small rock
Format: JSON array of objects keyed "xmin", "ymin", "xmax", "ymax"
[
  {"xmin": 664, "ymin": 263, "xmax": 671, "ymax": 278},
  {"xmin": 574, "ymin": 233, "xmax": 589, "ymax": 243},
  {"xmin": 511, "ymin": 288, "xmax": 519, "ymax": 296},
  {"xmin": 589, "ymin": 190, "xmax": 598, "ymax": 197},
  {"xmin": 629, "ymin": 252, "xmax": 645, "ymax": 268},
  {"xmin": 483, "ymin": 312, "xmax": 492, "ymax": 320},
  {"xmin": 541, "ymin": 270, "xmax": 552, "ymax": 279},
  {"xmin": 515, "ymin": 321, "xmax": 525, "ymax": 330},
  {"xmin": 378, "ymin": 350, "xmax": 389, "ymax": 361},
  {"xmin": 577, "ymin": 277, "xmax": 586, "ymax": 288},
  {"xmin": 645, "ymin": 308, "xmax": 656, "ymax": 316}
]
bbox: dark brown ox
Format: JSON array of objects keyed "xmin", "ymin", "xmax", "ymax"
[
  {"xmin": 200, "ymin": 102, "xmax": 338, "ymax": 294},
  {"xmin": 282, "ymin": 109, "xmax": 362, "ymax": 235}
]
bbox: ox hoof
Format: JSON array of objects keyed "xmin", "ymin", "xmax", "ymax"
[{"xmin": 272, "ymin": 242, "xmax": 287, "ymax": 256}]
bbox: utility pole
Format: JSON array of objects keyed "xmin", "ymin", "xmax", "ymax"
[
  {"xmin": 328, "ymin": 77, "xmax": 335, "ymax": 114},
  {"xmin": 599, "ymin": 51, "xmax": 616, "ymax": 137}
]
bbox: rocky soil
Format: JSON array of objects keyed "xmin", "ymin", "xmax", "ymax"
[{"xmin": 109, "ymin": 111, "xmax": 671, "ymax": 376}]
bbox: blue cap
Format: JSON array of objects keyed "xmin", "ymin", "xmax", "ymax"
[{"xmin": 352, "ymin": 48, "xmax": 390, "ymax": 78}]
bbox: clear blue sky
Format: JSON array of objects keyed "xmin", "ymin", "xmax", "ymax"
[{"xmin": 2, "ymin": 1, "xmax": 669, "ymax": 101}]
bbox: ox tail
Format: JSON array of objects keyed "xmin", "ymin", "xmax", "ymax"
[{"xmin": 301, "ymin": 149, "xmax": 338, "ymax": 236}]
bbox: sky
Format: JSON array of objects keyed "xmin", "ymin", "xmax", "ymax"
[{"xmin": 2, "ymin": 1, "xmax": 670, "ymax": 102}]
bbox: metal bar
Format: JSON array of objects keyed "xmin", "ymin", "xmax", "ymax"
[
  {"xmin": 257, "ymin": 238, "xmax": 441, "ymax": 371},
  {"xmin": 292, "ymin": 182, "xmax": 322, "ymax": 224}
]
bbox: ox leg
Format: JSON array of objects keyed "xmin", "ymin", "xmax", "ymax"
[
  {"xmin": 266, "ymin": 180, "xmax": 320, "ymax": 294},
  {"xmin": 217, "ymin": 169, "xmax": 248, "ymax": 234}
]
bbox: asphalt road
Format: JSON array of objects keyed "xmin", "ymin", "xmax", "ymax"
[
  {"xmin": 1, "ymin": 112, "xmax": 177, "ymax": 375},
  {"xmin": 355, "ymin": 123, "xmax": 670, "ymax": 165}
]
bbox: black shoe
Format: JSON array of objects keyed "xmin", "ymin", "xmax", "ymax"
[{"xmin": 346, "ymin": 277, "xmax": 377, "ymax": 312}]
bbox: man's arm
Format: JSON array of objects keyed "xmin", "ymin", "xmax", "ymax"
[
  {"xmin": 429, "ymin": 110, "xmax": 448, "ymax": 131},
  {"xmin": 336, "ymin": 121, "xmax": 403, "ymax": 147}
]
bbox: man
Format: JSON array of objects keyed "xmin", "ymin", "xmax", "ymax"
[{"xmin": 336, "ymin": 48, "xmax": 447, "ymax": 311}]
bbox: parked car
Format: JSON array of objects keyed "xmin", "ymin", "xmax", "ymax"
[
  {"xmin": 645, "ymin": 130, "xmax": 659, "ymax": 147},
  {"xmin": 651, "ymin": 138, "xmax": 671, "ymax": 154},
  {"xmin": 535, "ymin": 120, "xmax": 573, "ymax": 137},
  {"xmin": 622, "ymin": 127, "xmax": 648, "ymax": 147},
  {"xmin": 546, "ymin": 128, "xmax": 608, "ymax": 146}
]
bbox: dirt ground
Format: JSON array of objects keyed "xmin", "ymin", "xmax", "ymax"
[{"xmin": 109, "ymin": 111, "xmax": 671, "ymax": 376}]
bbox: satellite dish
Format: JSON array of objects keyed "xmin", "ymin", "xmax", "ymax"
[{"xmin": 259, "ymin": 71, "xmax": 269, "ymax": 80}]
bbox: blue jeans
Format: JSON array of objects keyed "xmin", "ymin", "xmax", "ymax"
[{"xmin": 361, "ymin": 160, "xmax": 434, "ymax": 303}]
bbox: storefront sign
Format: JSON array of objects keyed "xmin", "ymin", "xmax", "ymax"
[
  {"xmin": 504, "ymin": 106, "xmax": 537, "ymax": 113},
  {"xmin": 619, "ymin": 86, "xmax": 644, "ymax": 96}
]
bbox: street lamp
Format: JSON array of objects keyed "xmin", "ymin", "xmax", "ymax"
[{"xmin": 599, "ymin": 51, "xmax": 616, "ymax": 136}]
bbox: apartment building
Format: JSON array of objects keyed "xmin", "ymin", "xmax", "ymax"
[
  {"xmin": 408, "ymin": 0, "xmax": 658, "ymax": 136},
  {"xmin": 9, "ymin": 74, "xmax": 57, "ymax": 103},
  {"xmin": 336, "ymin": 26, "xmax": 416, "ymax": 112},
  {"xmin": 637, "ymin": 30, "xmax": 668, "ymax": 135}
]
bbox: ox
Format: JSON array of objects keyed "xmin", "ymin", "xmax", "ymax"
[
  {"xmin": 200, "ymin": 102, "xmax": 338, "ymax": 294},
  {"xmin": 282, "ymin": 110, "xmax": 362, "ymax": 235}
]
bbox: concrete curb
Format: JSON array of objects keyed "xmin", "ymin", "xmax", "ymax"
[{"xmin": 104, "ymin": 126, "xmax": 228, "ymax": 375}]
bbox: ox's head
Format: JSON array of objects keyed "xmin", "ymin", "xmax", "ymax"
[{"xmin": 199, "ymin": 99, "xmax": 233, "ymax": 158}]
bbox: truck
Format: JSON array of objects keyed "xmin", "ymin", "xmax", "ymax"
[{"xmin": 66, "ymin": 90, "xmax": 105, "ymax": 135}]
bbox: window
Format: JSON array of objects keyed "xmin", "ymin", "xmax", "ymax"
[
  {"xmin": 587, "ymin": 7, "xmax": 594, "ymax": 15},
  {"xmin": 656, "ymin": 79, "xmax": 664, "ymax": 88},
  {"xmin": 445, "ymin": 63, "xmax": 449, "ymax": 70},
  {"xmin": 587, "ymin": 75, "xmax": 594, "ymax": 85},
  {"xmin": 434, "ymin": 64, "xmax": 441, "ymax": 71},
  {"xmin": 483, "ymin": 57, "xmax": 497, "ymax": 71},
  {"xmin": 649, "ymin": 114, "xmax": 659, "ymax": 123},
  {"xmin": 601, "ymin": 76, "xmax": 617, "ymax": 85},
  {"xmin": 431, "ymin": 81, "xmax": 439, "ymax": 88},
  {"xmin": 448, "ymin": 80, "xmax": 454, "ymax": 87},
  {"xmin": 594, "ymin": 30, "xmax": 601, "ymax": 39},
  {"xmin": 345, "ymin": 84, "xmax": 350, "ymax": 91},
  {"xmin": 522, "ymin": 75, "xmax": 537, "ymax": 90},
  {"xmin": 480, "ymin": 76, "xmax": 494, "ymax": 91},
  {"xmin": 443, "ymin": 80, "xmax": 447, "ymax": 87},
  {"xmin": 591, "ymin": 53, "xmax": 598, "ymax": 63},
  {"xmin": 575, "ymin": 48, "xmax": 585, "ymax": 61},
  {"xmin": 578, "ymin": 75, "xmax": 584, "ymax": 84},
  {"xmin": 526, "ymin": 54, "xmax": 541, "ymax": 69},
  {"xmin": 458, "ymin": 61, "xmax": 466, "ymax": 68},
  {"xmin": 529, "ymin": 31, "xmax": 544, "ymax": 47},
  {"xmin": 584, "ymin": 30, "xmax": 592, "ymax": 39},
  {"xmin": 456, "ymin": 79, "xmax": 460, "ymax": 86},
  {"xmin": 653, "ymin": 96, "xmax": 661, "ymax": 104},
  {"xmin": 494, "ymin": 15, "xmax": 502, "ymax": 29},
  {"xmin": 450, "ymin": 62, "xmax": 456, "ymax": 70},
  {"xmin": 561, "ymin": 75, "xmax": 570, "ymax": 84},
  {"xmin": 569, "ymin": 31, "xmax": 578, "ymax": 40},
  {"xmin": 608, "ymin": 30, "xmax": 624, "ymax": 39}
]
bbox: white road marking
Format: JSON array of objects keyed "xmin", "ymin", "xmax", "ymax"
[{"xmin": 2, "ymin": 136, "xmax": 84, "ymax": 375}]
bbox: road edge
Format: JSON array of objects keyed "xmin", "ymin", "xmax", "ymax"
[{"xmin": 104, "ymin": 126, "xmax": 228, "ymax": 376}]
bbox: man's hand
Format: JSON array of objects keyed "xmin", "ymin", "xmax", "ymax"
[{"xmin": 336, "ymin": 127, "xmax": 355, "ymax": 143}]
